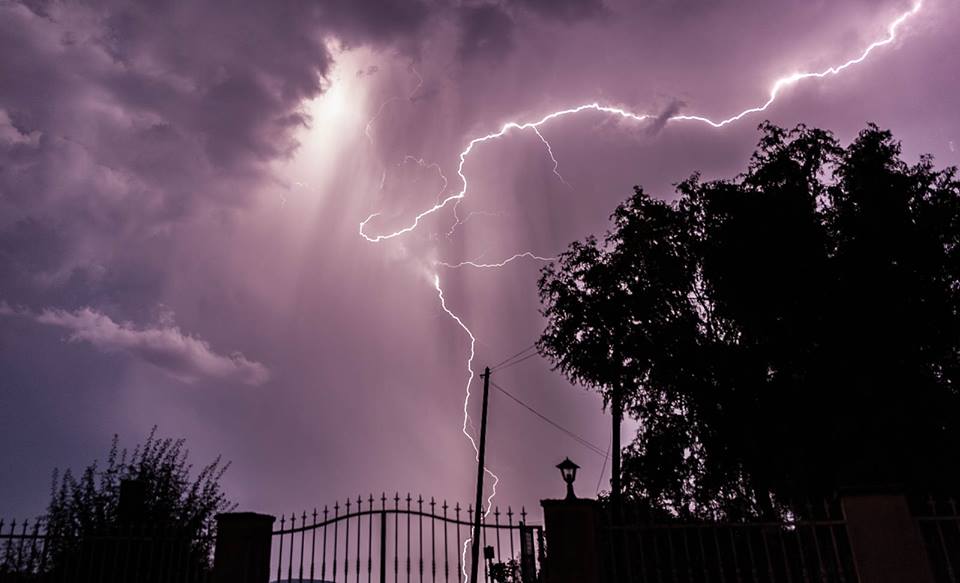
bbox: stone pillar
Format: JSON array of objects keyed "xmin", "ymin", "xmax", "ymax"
[
  {"xmin": 841, "ymin": 491, "xmax": 934, "ymax": 583},
  {"xmin": 213, "ymin": 512, "xmax": 275, "ymax": 583},
  {"xmin": 540, "ymin": 498, "xmax": 601, "ymax": 583}
]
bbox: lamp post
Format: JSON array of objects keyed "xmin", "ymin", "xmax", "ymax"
[{"xmin": 556, "ymin": 458, "xmax": 580, "ymax": 500}]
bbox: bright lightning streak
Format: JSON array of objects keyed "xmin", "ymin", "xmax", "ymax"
[
  {"xmin": 435, "ymin": 273, "xmax": 500, "ymax": 580},
  {"xmin": 437, "ymin": 252, "xmax": 556, "ymax": 269},
  {"xmin": 362, "ymin": 6, "xmax": 925, "ymax": 570},
  {"xmin": 532, "ymin": 126, "xmax": 570, "ymax": 188},
  {"xmin": 360, "ymin": 1, "xmax": 923, "ymax": 242},
  {"xmin": 433, "ymin": 274, "xmax": 500, "ymax": 512},
  {"xmin": 673, "ymin": 1, "xmax": 925, "ymax": 128}
]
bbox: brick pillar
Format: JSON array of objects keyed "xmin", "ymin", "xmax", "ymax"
[
  {"xmin": 841, "ymin": 491, "xmax": 934, "ymax": 583},
  {"xmin": 540, "ymin": 498, "xmax": 601, "ymax": 583},
  {"xmin": 213, "ymin": 512, "xmax": 275, "ymax": 583}
]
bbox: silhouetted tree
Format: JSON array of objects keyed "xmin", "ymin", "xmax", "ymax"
[
  {"xmin": 490, "ymin": 559, "xmax": 521, "ymax": 583},
  {"xmin": 538, "ymin": 122, "xmax": 960, "ymax": 518},
  {"xmin": 43, "ymin": 428, "xmax": 235, "ymax": 580}
]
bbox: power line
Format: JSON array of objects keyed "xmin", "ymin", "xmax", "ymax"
[
  {"xmin": 489, "ymin": 380, "xmax": 606, "ymax": 457},
  {"xmin": 490, "ymin": 343, "xmax": 537, "ymax": 371},
  {"xmin": 595, "ymin": 439, "xmax": 612, "ymax": 495},
  {"xmin": 491, "ymin": 351, "xmax": 540, "ymax": 373}
]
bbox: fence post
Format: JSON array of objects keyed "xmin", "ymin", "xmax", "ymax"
[
  {"xmin": 540, "ymin": 498, "xmax": 601, "ymax": 583},
  {"xmin": 841, "ymin": 489, "xmax": 935, "ymax": 583},
  {"xmin": 213, "ymin": 512, "xmax": 275, "ymax": 583}
]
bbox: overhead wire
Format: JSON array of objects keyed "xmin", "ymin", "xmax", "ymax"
[
  {"xmin": 595, "ymin": 440, "xmax": 612, "ymax": 495},
  {"xmin": 490, "ymin": 343, "xmax": 537, "ymax": 371},
  {"xmin": 489, "ymin": 380, "xmax": 606, "ymax": 457},
  {"xmin": 490, "ymin": 351, "xmax": 540, "ymax": 373}
]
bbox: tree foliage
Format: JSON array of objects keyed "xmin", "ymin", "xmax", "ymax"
[
  {"xmin": 538, "ymin": 123, "xmax": 960, "ymax": 518},
  {"xmin": 44, "ymin": 428, "xmax": 235, "ymax": 570}
]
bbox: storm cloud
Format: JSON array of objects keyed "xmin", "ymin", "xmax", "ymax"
[{"xmin": 2, "ymin": 0, "xmax": 958, "ymax": 523}]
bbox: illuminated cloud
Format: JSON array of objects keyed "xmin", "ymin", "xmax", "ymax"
[{"xmin": 2, "ymin": 304, "xmax": 270, "ymax": 386}]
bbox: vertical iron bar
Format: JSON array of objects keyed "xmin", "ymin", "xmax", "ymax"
[
  {"xmin": 407, "ymin": 494, "xmax": 412, "ymax": 583},
  {"xmin": 778, "ymin": 528, "xmax": 794, "ymax": 583},
  {"xmin": 682, "ymin": 527, "xmax": 694, "ymax": 583},
  {"xmin": 419, "ymin": 495, "xmax": 424, "ymax": 583},
  {"xmin": 929, "ymin": 496, "xmax": 956, "ymax": 583},
  {"xmin": 494, "ymin": 508, "xmax": 502, "ymax": 564},
  {"xmin": 323, "ymin": 506, "xmax": 330, "ymax": 582},
  {"xmin": 278, "ymin": 516, "xmax": 286, "ymax": 583},
  {"xmin": 288, "ymin": 514, "xmax": 296, "ymax": 583},
  {"xmin": 312, "ymin": 509, "xmax": 318, "ymax": 582},
  {"xmin": 713, "ymin": 526, "xmax": 727, "ymax": 583},
  {"xmin": 697, "ymin": 526, "xmax": 711, "ymax": 583},
  {"xmin": 301, "ymin": 511, "xmax": 307, "ymax": 583},
  {"xmin": 357, "ymin": 496, "xmax": 363, "ymax": 583},
  {"xmin": 16, "ymin": 519, "xmax": 27, "ymax": 572},
  {"xmin": 760, "ymin": 529, "xmax": 776, "ymax": 583},
  {"xmin": 334, "ymin": 503, "xmax": 341, "ymax": 583},
  {"xmin": 728, "ymin": 526, "xmax": 742, "ymax": 583},
  {"xmin": 345, "ymin": 499, "xmax": 352, "ymax": 583},
  {"xmin": 369, "ymin": 496, "xmax": 375, "ymax": 583},
  {"xmin": 744, "ymin": 525, "xmax": 758, "ymax": 583},
  {"xmin": 395, "ymin": 494, "xmax": 400, "ymax": 583},
  {"xmin": 652, "ymin": 528, "xmax": 664, "ymax": 583},
  {"xmin": 443, "ymin": 502, "xmax": 450, "ymax": 583},
  {"xmin": 822, "ymin": 499, "xmax": 846, "ymax": 583},
  {"xmin": 481, "ymin": 511, "xmax": 488, "ymax": 583},
  {"xmin": 380, "ymin": 507, "xmax": 388, "ymax": 583},
  {"xmin": 430, "ymin": 498, "xmax": 437, "ymax": 583},
  {"xmin": 667, "ymin": 527, "xmax": 679, "ymax": 583},
  {"xmin": 804, "ymin": 502, "xmax": 827, "ymax": 583},
  {"xmin": 507, "ymin": 508, "xmax": 515, "ymax": 562},
  {"xmin": 794, "ymin": 518, "xmax": 810, "ymax": 583},
  {"xmin": 456, "ymin": 505, "xmax": 463, "ymax": 583}
]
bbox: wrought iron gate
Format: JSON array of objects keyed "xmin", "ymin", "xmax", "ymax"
[{"xmin": 270, "ymin": 494, "xmax": 544, "ymax": 583}]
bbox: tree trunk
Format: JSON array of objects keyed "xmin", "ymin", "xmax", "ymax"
[{"xmin": 611, "ymin": 391, "xmax": 622, "ymax": 509}]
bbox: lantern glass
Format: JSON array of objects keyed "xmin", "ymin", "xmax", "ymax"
[{"xmin": 555, "ymin": 458, "xmax": 580, "ymax": 499}]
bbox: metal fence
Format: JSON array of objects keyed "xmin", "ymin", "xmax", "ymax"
[
  {"xmin": 915, "ymin": 497, "xmax": 960, "ymax": 583},
  {"xmin": 270, "ymin": 494, "xmax": 544, "ymax": 583},
  {"xmin": 0, "ymin": 518, "xmax": 210, "ymax": 583},
  {"xmin": 598, "ymin": 501, "xmax": 856, "ymax": 583}
]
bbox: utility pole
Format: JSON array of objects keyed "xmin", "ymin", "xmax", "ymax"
[{"xmin": 470, "ymin": 367, "xmax": 492, "ymax": 583}]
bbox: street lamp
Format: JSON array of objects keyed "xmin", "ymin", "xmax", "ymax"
[{"xmin": 556, "ymin": 457, "xmax": 580, "ymax": 500}]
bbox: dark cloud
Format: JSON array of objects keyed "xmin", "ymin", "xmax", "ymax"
[
  {"xmin": 458, "ymin": 4, "xmax": 517, "ymax": 62},
  {"xmin": 646, "ymin": 98, "xmax": 686, "ymax": 136},
  {"xmin": 511, "ymin": 0, "xmax": 606, "ymax": 22},
  {"xmin": 1, "ymin": 0, "xmax": 956, "ymax": 523},
  {"xmin": 320, "ymin": 0, "xmax": 432, "ymax": 50}
]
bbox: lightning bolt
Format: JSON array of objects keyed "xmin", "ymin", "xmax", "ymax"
[
  {"xmin": 435, "ymin": 273, "xmax": 501, "ymax": 580},
  {"xmin": 532, "ymin": 126, "xmax": 570, "ymax": 188},
  {"xmin": 445, "ymin": 210, "xmax": 504, "ymax": 239},
  {"xmin": 436, "ymin": 252, "xmax": 556, "ymax": 269},
  {"xmin": 365, "ymin": 65, "xmax": 425, "ymax": 142},
  {"xmin": 359, "ymin": 5, "xmax": 925, "ymax": 574},
  {"xmin": 360, "ymin": 1, "xmax": 922, "ymax": 242},
  {"xmin": 399, "ymin": 155, "xmax": 449, "ymax": 203}
]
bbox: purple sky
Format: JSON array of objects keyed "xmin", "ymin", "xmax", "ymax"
[{"xmin": 2, "ymin": 0, "xmax": 958, "ymax": 520}]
